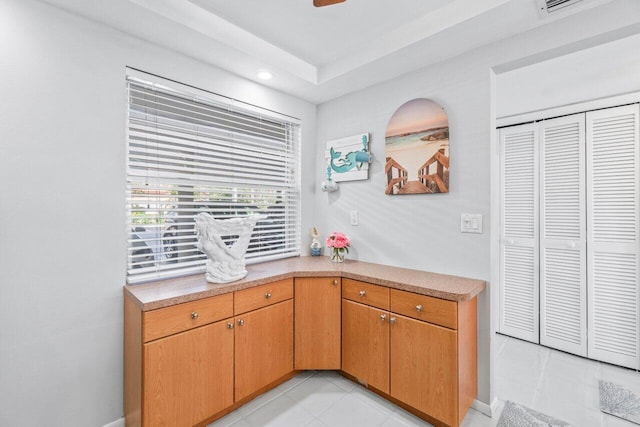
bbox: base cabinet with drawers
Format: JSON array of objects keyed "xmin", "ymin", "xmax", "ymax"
[
  {"xmin": 124, "ymin": 279, "xmax": 294, "ymax": 427},
  {"xmin": 125, "ymin": 272, "xmax": 480, "ymax": 427},
  {"xmin": 341, "ymin": 279, "xmax": 477, "ymax": 427}
]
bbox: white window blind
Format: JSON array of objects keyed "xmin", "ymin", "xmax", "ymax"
[{"xmin": 126, "ymin": 73, "xmax": 301, "ymax": 284}]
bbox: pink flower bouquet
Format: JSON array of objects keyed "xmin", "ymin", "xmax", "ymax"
[{"xmin": 326, "ymin": 231, "xmax": 350, "ymax": 262}]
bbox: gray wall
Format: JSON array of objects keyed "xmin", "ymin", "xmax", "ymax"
[{"xmin": 0, "ymin": 1, "xmax": 315, "ymax": 426}]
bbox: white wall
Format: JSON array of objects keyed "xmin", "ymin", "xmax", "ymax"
[
  {"xmin": 497, "ymin": 33, "xmax": 640, "ymax": 119},
  {"xmin": 2, "ymin": 0, "xmax": 640, "ymax": 424},
  {"xmin": 316, "ymin": 52, "xmax": 495, "ymax": 405},
  {"xmin": 0, "ymin": 1, "xmax": 316, "ymax": 426},
  {"xmin": 314, "ymin": 0, "xmax": 640, "ymax": 407}
]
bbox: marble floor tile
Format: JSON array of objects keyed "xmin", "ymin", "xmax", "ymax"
[{"xmin": 207, "ymin": 334, "xmax": 640, "ymax": 427}]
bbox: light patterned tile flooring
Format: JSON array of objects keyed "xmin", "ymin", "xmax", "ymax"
[{"xmin": 208, "ymin": 333, "xmax": 640, "ymax": 426}]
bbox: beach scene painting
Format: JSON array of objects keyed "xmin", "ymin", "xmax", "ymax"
[{"xmin": 385, "ymin": 98, "xmax": 449, "ymax": 195}]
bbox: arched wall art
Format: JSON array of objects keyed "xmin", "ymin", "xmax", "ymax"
[{"xmin": 385, "ymin": 98, "xmax": 449, "ymax": 195}]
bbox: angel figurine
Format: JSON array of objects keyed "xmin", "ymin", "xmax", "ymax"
[
  {"xmin": 195, "ymin": 213, "xmax": 266, "ymax": 283},
  {"xmin": 310, "ymin": 226, "xmax": 322, "ymax": 256}
]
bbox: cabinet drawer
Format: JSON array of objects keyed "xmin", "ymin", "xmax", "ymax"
[
  {"xmin": 390, "ymin": 289, "xmax": 457, "ymax": 329},
  {"xmin": 143, "ymin": 292, "xmax": 234, "ymax": 342},
  {"xmin": 234, "ymin": 279, "xmax": 293, "ymax": 315},
  {"xmin": 342, "ymin": 279, "xmax": 389, "ymax": 310}
]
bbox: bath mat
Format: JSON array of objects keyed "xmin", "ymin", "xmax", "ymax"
[
  {"xmin": 496, "ymin": 400, "xmax": 571, "ymax": 427},
  {"xmin": 599, "ymin": 380, "xmax": 640, "ymax": 425}
]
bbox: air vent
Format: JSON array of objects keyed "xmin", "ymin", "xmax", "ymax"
[{"xmin": 536, "ymin": 0, "xmax": 583, "ymax": 14}]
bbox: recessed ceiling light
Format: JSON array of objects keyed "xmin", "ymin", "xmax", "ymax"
[{"xmin": 257, "ymin": 70, "xmax": 273, "ymax": 80}]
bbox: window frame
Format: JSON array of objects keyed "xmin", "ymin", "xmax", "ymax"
[{"xmin": 125, "ymin": 70, "xmax": 301, "ymax": 284}]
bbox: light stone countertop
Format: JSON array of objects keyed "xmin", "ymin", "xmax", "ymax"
[{"xmin": 124, "ymin": 256, "xmax": 486, "ymax": 311}]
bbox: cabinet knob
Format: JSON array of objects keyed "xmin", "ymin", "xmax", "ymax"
[
  {"xmin": 359, "ymin": 290, "xmax": 366, "ymax": 297},
  {"xmin": 265, "ymin": 292, "xmax": 272, "ymax": 299},
  {"xmin": 333, "ymin": 279, "xmax": 339, "ymax": 285},
  {"xmin": 227, "ymin": 322, "xmax": 234, "ymax": 329},
  {"xmin": 415, "ymin": 304, "xmax": 423, "ymax": 312},
  {"xmin": 390, "ymin": 317, "xmax": 397, "ymax": 324},
  {"xmin": 380, "ymin": 314, "xmax": 387, "ymax": 321},
  {"xmin": 237, "ymin": 319, "xmax": 245, "ymax": 326},
  {"xmin": 191, "ymin": 311, "xmax": 199, "ymax": 320}
]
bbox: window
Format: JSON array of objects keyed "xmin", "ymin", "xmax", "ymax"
[{"xmin": 126, "ymin": 72, "xmax": 301, "ymax": 284}]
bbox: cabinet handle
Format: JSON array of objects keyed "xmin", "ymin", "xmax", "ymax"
[
  {"xmin": 333, "ymin": 279, "xmax": 339, "ymax": 286},
  {"xmin": 415, "ymin": 304, "xmax": 423, "ymax": 312},
  {"xmin": 380, "ymin": 314, "xmax": 387, "ymax": 321},
  {"xmin": 191, "ymin": 311, "xmax": 199, "ymax": 320},
  {"xmin": 390, "ymin": 317, "xmax": 396, "ymax": 324},
  {"xmin": 359, "ymin": 290, "xmax": 366, "ymax": 297},
  {"xmin": 265, "ymin": 292, "xmax": 272, "ymax": 299},
  {"xmin": 227, "ymin": 322, "xmax": 234, "ymax": 329},
  {"xmin": 237, "ymin": 319, "xmax": 245, "ymax": 326}
]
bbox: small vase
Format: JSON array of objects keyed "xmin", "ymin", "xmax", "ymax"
[
  {"xmin": 330, "ymin": 250, "xmax": 344, "ymax": 263},
  {"xmin": 310, "ymin": 238, "xmax": 322, "ymax": 256}
]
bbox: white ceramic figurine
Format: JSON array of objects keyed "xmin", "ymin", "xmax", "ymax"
[{"xmin": 195, "ymin": 213, "xmax": 266, "ymax": 283}]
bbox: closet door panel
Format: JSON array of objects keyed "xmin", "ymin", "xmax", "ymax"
[
  {"xmin": 540, "ymin": 114, "xmax": 587, "ymax": 356},
  {"xmin": 587, "ymin": 104, "xmax": 640, "ymax": 369},
  {"xmin": 499, "ymin": 124, "xmax": 539, "ymax": 343}
]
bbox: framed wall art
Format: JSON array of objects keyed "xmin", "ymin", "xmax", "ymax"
[
  {"xmin": 385, "ymin": 99, "xmax": 449, "ymax": 195},
  {"xmin": 324, "ymin": 133, "xmax": 372, "ymax": 183}
]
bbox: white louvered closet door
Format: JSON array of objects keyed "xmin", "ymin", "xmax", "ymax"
[
  {"xmin": 500, "ymin": 124, "xmax": 539, "ymax": 343},
  {"xmin": 539, "ymin": 114, "xmax": 587, "ymax": 356},
  {"xmin": 587, "ymin": 104, "xmax": 640, "ymax": 369}
]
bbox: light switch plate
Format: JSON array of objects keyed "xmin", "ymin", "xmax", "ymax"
[
  {"xmin": 350, "ymin": 210, "xmax": 359, "ymax": 226},
  {"xmin": 461, "ymin": 214, "xmax": 483, "ymax": 233}
]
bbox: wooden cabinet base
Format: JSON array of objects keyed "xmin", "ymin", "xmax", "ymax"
[
  {"xmin": 125, "ymin": 273, "xmax": 479, "ymax": 427},
  {"xmin": 195, "ymin": 371, "xmax": 299, "ymax": 427},
  {"xmin": 339, "ymin": 371, "xmax": 455, "ymax": 427}
]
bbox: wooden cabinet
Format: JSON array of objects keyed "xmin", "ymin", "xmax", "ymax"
[
  {"xmin": 390, "ymin": 314, "xmax": 457, "ymax": 426},
  {"xmin": 125, "ymin": 293, "xmax": 234, "ymax": 427},
  {"xmin": 342, "ymin": 299, "xmax": 389, "ymax": 393},
  {"xmin": 125, "ymin": 271, "xmax": 480, "ymax": 427},
  {"xmin": 235, "ymin": 299, "xmax": 294, "ymax": 401},
  {"xmin": 341, "ymin": 280, "xmax": 477, "ymax": 427},
  {"xmin": 234, "ymin": 279, "xmax": 294, "ymax": 315},
  {"xmin": 143, "ymin": 319, "xmax": 234, "ymax": 427},
  {"xmin": 294, "ymin": 277, "xmax": 341, "ymax": 369},
  {"xmin": 342, "ymin": 278, "xmax": 390, "ymax": 310},
  {"xmin": 125, "ymin": 281, "xmax": 294, "ymax": 427}
]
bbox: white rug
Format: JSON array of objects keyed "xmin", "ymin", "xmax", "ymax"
[
  {"xmin": 496, "ymin": 401, "xmax": 571, "ymax": 427},
  {"xmin": 600, "ymin": 380, "xmax": 640, "ymax": 425}
]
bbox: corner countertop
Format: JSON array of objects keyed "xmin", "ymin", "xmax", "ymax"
[{"xmin": 124, "ymin": 256, "xmax": 486, "ymax": 311}]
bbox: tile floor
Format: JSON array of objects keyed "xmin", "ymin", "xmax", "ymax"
[
  {"xmin": 493, "ymin": 333, "xmax": 640, "ymax": 427},
  {"xmin": 208, "ymin": 333, "xmax": 640, "ymax": 426}
]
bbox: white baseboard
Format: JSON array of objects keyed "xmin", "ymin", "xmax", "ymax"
[
  {"xmin": 103, "ymin": 418, "xmax": 125, "ymax": 427},
  {"xmin": 472, "ymin": 397, "xmax": 500, "ymax": 417}
]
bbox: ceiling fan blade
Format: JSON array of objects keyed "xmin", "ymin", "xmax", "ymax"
[{"xmin": 314, "ymin": 0, "xmax": 346, "ymax": 7}]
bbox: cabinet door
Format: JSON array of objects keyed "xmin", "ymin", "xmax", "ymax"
[
  {"xmin": 499, "ymin": 124, "xmax": 540, "ymax": 343},
  {"xmin": 342, "ymin": 299, "xmax": 389, "ymax": 393},
  {"xmin": 143, "ymin": 319, "xmax": 234, "ymax": 427},
  {"xmin": 294, "ymin": 277, "xmax": 341, "ymax": 369},
  {"xmin": 390, "ymin": 314, "xmax": 458, "ymax": 427},
  {"xmin": 235, "ymin": 300, "xmax": 294, "ymax": 402}
]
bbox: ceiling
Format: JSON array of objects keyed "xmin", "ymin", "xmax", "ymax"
[{"xmin": 40, "ymin": 0, "xmax": 613, "ymax": 103}]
